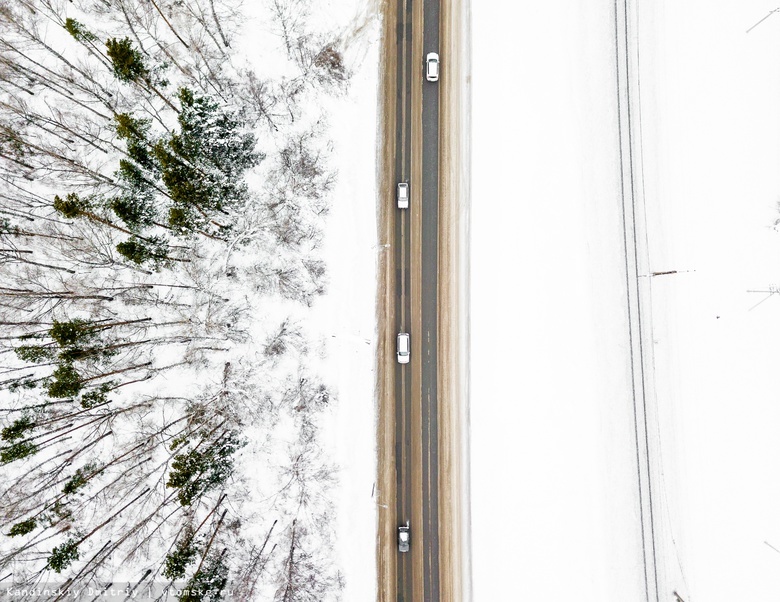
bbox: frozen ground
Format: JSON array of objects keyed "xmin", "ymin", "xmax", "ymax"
[
  {"xmin": 639, "ymin": 1, "xmax": 780, "ymax": 599},
  {"xmin": 470, "ymin": 1, "xmax": 780, "ymax": 600},
  {"xmin": 309, "ymin": 9, "xmax": 381, "ymax": 600},
  {"xmin": 239, "ymin": 1, "xmax": 382, "ymax": 599}
]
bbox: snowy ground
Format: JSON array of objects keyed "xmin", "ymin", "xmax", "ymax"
[
  {"xmin": 309, "ymin": 10, "xmax": 380, "ymax": 600},
  {"xmin": 240, "ymin": 1, "xmax": 382, "ymax": 599},
  {"xmin": 639, "ymin": 1, "xmax": 780, "ymax": 599},
  {"xmin": 470, "ymin": 1, "xmax": 780, "ymax": 600}
]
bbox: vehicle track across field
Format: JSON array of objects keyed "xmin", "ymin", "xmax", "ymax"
[{"xmin": 614, "ymin": 1, "xmax": 660, "ymax": 601}]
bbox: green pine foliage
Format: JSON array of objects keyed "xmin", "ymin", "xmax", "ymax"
[
  {"xmin": 0, "ymin": 217, "xmax": 19, "ymax": 235},
  {"xmin": 179, "ymin": 554, "xmax": 229, "ymax": 602},
  {"xmin": 50, "ymin": 319, "xmax": 96, "ymax": 348},
  {"xmin": 166, "ymin": 432, "xmax": 241, "ymax": 506},
  {"xmin": 114, "ymin": 113, "xmax": 148, "ymax": 140},
  {"xmin": 53, "ymin": 193, "xmax": 89, "ymax": 219},
  {"xmin": 110, "ymin": 194, "xmax": 155, "ymax": 230},
  {"xmin": 46, "ymin": 538, "xmax": 80, "ymax": 573},
  {"xmin": 116, "ymin": 158, "xmax": 151, "ymax": 190},
  {"xmin": 114, "ymin": 93, "xmax": 259, "ymax": 245},
  {"xmin": 112, "ymin": 159, "xmax": 157, "ymax": 231},
  {"xmin": 64, "ymin": 18, "xmax": 98, "ymax": 43},
  {"xmin": 163, "ymin": 528, "xmax": 200, "ymax": 579},
  {"xmin": 116, "ymin": 235, "xmax": 170, "ymax": 266},
  {"xmin": 106, "ymin": 38, "xmax": 148, "ymax": 82},
  {"xmin": 58, "ymin": 345, "xmax": 109, "ymax": 363},
  {"xmin": 8, "ymin": 379, "xmax": 38, "ymax": 392},
  {"xmin": 79, "ymin": 384, "xmax": 112, "ymax": 409},
  {"xmin": 47, "ymin": 363, "xmax": 82, "ymax": 398},
  {"xmin": 1, "ymin": 416, "xmax": 35, "ymax": 442},
  {"xmin": 7, "ymin": 517, "xmax": 37, "ymax": 537},
  {"xmin": 152, "ymin": 88, "xmax": 260, "ymax": 231},
  {"xmin": 114, "ymin": 113, "xmax": 157, "ymax": 173},
  {"xmin": 15, "ymin": 344, "xmax": 55, "ymax": 363},
  {"xmin": 0, "ymin": 441, "xmax": 38, "ymax": 464},
  {"xmin": 62, "ymin": 464, "xmax": 97, "ymax": 495},
  {"xmin": 167, "ymin": 205, "xmax": 203, "ymax": 234}
]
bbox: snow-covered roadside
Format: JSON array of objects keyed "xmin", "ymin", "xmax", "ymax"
[
  {"xmin": 470, "ymin": 3, "xmax": 651, "ymax": 599},
  {"xmin": 238, "ymin": 1, "xmax": 382, "ymax": 599},
  {"xmin": 231, "ymin": 0, "xmax": 381, "ymax": 594},
  {"xmin": 308, "ymin": 7, "xmax": 381, "ymax": 600}
]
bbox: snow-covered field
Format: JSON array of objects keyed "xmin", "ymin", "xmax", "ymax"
[
  {"xmin": 639, "ymin": 2, "xmax": 780, "ymax": 599},
  {"xmin": 470, "ymin": 1, "xmax": 780, "ymax": 600}
]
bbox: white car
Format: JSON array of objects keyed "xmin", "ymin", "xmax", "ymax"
[
  {"xmin": 398, "ymin": 522, "xmax": 410, "ymax": 553},
  {"xmin": 397, "ymin": 332, "xmax": 410, "ymax": 364},
  {"xmin": 397, "ymin": 182, "xmax": 409, "ymax": 209},
  {"xmin": 425, "ymin": 52, "xmax": 439, "ymax": 82}
]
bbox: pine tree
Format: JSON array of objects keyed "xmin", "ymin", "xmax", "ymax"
[
  {"xmin": 47, "ymin": 362, "xmax": 83, "ymax": 398},
  {"xmin": 46, "ymin": 538, "xmax": 80, "ymax": 573},
  {"xmin": 53, "ymin": 192, "xmax": 90, "ymax": 219},
  {"xmin": 168, "ymin": 205, "xmax": 202, "ymax": 234},
  {"xmin": 62, "ymin": 464, "xmax": 97, "ymax": 495},
  {"xmin": 1, "ymin": 415, "xmax": 35, "ymax": 442},
  {"xmin": 54, "ymin": 193, "xmax": 139, "ymax": 237},
  {"xmin": 7, "ymin": 517, "xmax": 37, "ymax": 537},
  {"xmin": 105, "ymin": 38, "xmax": 148, "ymax": 82},
  {"xmin": 163, "ymin": 528, "xmax": 200, "ymax": 580},
  {"xmin": 50, "ymin": 319, "xmax": 96, "ymax": 348},
  {"xmin": 114, "ymin": 113, "xmax": 157, "ymax": 172},
  {"xmin": 167, "ymin": 433, "xmax": 240, "ymax": 506},
  {"xmin": 180, "ymin": 552, "xmax": 229, "ymax": 602},
  {"xmin": 79, "ymin": 384, "xmax": 111, "ymax": 409},
  {"xmin": 110, "ymin": 193, "xmax": 155, "ymax": 231},
  {"xmin": 15, "ymin": 345, "xmax": 56, "ymax": 364},
  {"xmin": 64, "ymin": 18, "xmax": 98, "ymax": 44},
  {"xmin": 0, "ymin": 440, "xmax": 38, "ymax": 464},
  {"xmin": 105, "ymin": 38, "xmax": 178, "ymax": 112},
  {"xmin": 116, "ymin": 235, "xmax": 169, "ymax": 267},
  {"xmin": 154, "ymin": 88, "xmax": 260, "ymax": 216}
]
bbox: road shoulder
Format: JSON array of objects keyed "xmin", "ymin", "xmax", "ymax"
[
  {"xmin": 376, "ymin": 1, "xmax": 398, "ymax": 600},
  {"xmin": 438, "ymin": 0, "xmax": 471, "ymax": 600}
]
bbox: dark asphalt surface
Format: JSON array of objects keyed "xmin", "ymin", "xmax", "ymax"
[
  {"xmin": 420, "ymin": 0, "xmax": 440, "ymax": 599},
  {"xmin": 394, "ymin": 0, "xmax": 441, "ymax": 600},
  {"xmin": 394, "ymin": 0, "xmax": 413, "ymax": 599}
]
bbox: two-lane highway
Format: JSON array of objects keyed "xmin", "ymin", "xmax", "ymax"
[{"xmin": 390, "ymin": 0, "xmax": 442, "ymax": 599}]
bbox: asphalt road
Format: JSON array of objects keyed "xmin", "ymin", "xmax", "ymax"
[
  {"xmin": 393, "ymin": 0, "xmax": 413, "ymax": 598},
  {"xmin": 393, "ymin": 0, "xmax": 441, "ymax": 599},
  {"xmin": 419, "ymin": 0, "xmax": 441, "ymax": 600}
]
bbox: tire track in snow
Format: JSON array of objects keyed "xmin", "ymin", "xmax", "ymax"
[{"xmin": 614, "ymin": 1, "xmax": 660, "ymax": 600}]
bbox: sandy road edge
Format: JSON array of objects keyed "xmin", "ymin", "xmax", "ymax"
[
  {"xmin": 438, "ymin": 0, "xmax": 472, "ymax": 600},
  {"xmin": 375, "ymin": 0, "xmax": 398, "ymax": 600}
]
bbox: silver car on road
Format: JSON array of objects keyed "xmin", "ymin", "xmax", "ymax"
[
  {"xmin": 397, "ymin": 182, "xmax": 409, "ymax": 209},
  {"xmin": 398, "ymin": 521, "xmax": 410, "ymax": 553},
  {"xmin": 397, "ymin": 332, "xmax": 410, "ymax": 364},
  {"xmin": 425, "ymin": 52, "xmax": 439, "ymax": 82}
]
